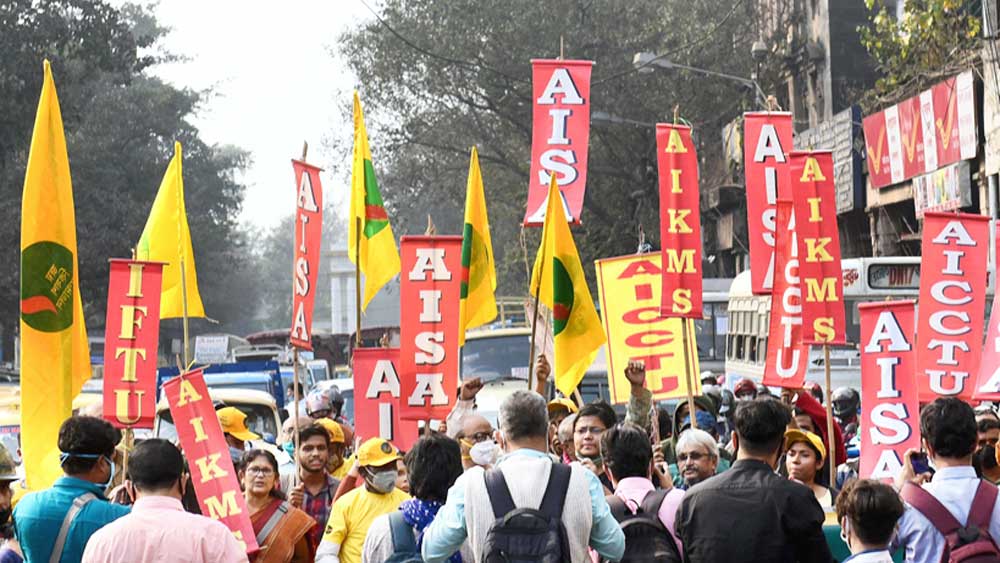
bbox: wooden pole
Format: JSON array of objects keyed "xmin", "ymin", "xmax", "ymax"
[
  {"xmin": 355, "ymin": 217, "xmax": 363, "ymax": 348},
  {"xmin": 529, "ymin": 205, "xmax": 552, "ymax": 392},
  {"xmin": 292, "ymin": 347, "xmax": 302, "ymax": 486},
  {"xmin": 180, "ymin": 258, "xmax": 190, "ymax": 368},
  {"xmin": 122, "ymin": 427, "xmax": 133, "ymax": 481},
  {"xmin": 681, "ymin": 319, "xmax": 697, "ymax": 429},
  {"xmin": 823, "ymin": 344, "xmax": 836, "ymax": 487}
]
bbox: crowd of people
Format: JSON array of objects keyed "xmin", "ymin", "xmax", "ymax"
[{"xmin": 1, "ymin": 359, "xmax": 1000, "ymax": 562}]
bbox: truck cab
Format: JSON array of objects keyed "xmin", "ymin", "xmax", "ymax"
[{"xmin": 154, "ymin": 388, "xmax": 282, "ymax": 445}]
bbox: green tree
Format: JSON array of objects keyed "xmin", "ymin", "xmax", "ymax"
[
  {"xmin": 0, "ymin": 1, "xmax": 254, "ymax": 356},
  {"xmin": 335, "ymin": 0, "xmax": 765, "ymax": 296}
]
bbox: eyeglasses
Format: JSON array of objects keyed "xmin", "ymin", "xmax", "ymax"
[
  {"xmin": 246, "ymin": 466, "xmax": 275, "ymax": 476},
  {"xmin": 574, "ymin": 426, "xmax": 605, "ymax": 436},
  {"xmin": 677, "ymin": 451, "xmax": 711, "ymax": 462},
  {"xmin": 469, "ymin": 431, "xmax": 494, "ymax": 444}
]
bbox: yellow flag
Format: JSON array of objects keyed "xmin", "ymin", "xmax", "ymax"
[
  {"xmin": 530, "ymin": 176, "xmax": 606, "ymax": 396},
  {"xmin": 19, "ymin": 61, "xmax": 92, "ymax": 489},
  {"xmin": 349, "ymin": 92, "xmax": 400, "ymax": 310},
  {"xmin": 136, "ymin": 142, "xmax": 205, "ymax": 318},
  {"xmin": 459, "ymin": 147, "xmax": 497, "ymax": 345}
]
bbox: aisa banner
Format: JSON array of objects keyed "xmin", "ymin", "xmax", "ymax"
[
  {"xmin": 859, "ymin": 301, "xmax": 919, "ymax": 481},
  {"xmin": 743, "ymin": 112, "xmax": 793, "ymax": 295},
  {"xmin": 289, "ymin": 159, "xmax": 323, "ymax": 350},
  {"xmin": 595, "ymin": 253, "xmax": 701, "ymax": 404},
  {"xmin": 163, "ymin": 369, "xmax": 258, "ymax": 555},
  {"xmin": 974, "ymin": 222, "xmax": 1000, "ymax": 401},
  {"xmin": 762, "ymin": 200, "xmax": 808, "ymax": 389},
  {"xmin": 352, "ymin": 348, "xmax": 419, "ymax": 451},
  {"xmin": 102, "ymin": 259, "xmax": 163, "ymax": 429},
  {"xmin": 524, "ymin": 59, "xmax": 593, "ymax": 226},
  {"xmin": 915, "ymin": 212, "xmax": 989, "ymax": 402},
  {"xmin": 656, "ymin": 123, "xmax": 702, "ymax": 318}
]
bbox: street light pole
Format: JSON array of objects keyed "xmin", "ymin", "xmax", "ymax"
[{"xmin": 633, "ymin": 52, "xmax": 767, "ymax": 109}]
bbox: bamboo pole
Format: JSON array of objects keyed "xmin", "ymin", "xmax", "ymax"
[
  {"xmin": 355, "ymin": 217, "xmax": 363, "ymax": 348},
  {"xmin": 180, "ymin": 258, "xmax": 190, "ymax": 368},
  {"xmin": 824, "ymin": 344, "xmax": 836, "ymax": 487},
  {"xmin": 681, "ymin": 319, "xmax": 697, "ymax": 429},
  {"xmin": 292, "ymin": 347, "xmax": 302, "ymax": 486},
  {"xmin": 528, "ymin": 201, "xmax": 552, "ymax": 392}
]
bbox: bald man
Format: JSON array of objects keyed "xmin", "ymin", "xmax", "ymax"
[{"xmin": 456, "ymin": 414, "xmax": 496, "ymax": 470}]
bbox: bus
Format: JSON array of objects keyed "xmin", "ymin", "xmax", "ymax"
[{"xmin": 724, "ymin": 257, "xmax": 924, "ymax": 389}]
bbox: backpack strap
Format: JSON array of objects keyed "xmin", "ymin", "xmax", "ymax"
[
  {"xmin": 967, "ymin": 480, "xmax": 1000, "ymax": 530},
  {"xmin": 538, "ymin": 463, "xmax": 571, "ymax": 520},
  {"xmin": 638, "ymin": 488, "xmax": 670, "ymax": 517},
  {"xmin": 388, "ymin": 511, "xmax": 418, "ymax": 553},
  {"xmin": 605, "ymin": 494, "xmax": 629, "ymax": 522},
  {"xmin": 49, "ymin": 492, "xmax": 98, "ymax": 563},
  {"xmin": 902, "ymin": 482, "xmax": 963, "ymax": 535},
  {"xmin": 255, "ymin": 501, "xmax": 290, "ymax": 545},
  {"xmin": 485, "ymin": 468, "xmax": 517, "ymax": 519}
]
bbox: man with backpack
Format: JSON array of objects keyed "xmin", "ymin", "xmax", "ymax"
[
  {"xmin": 893, "ymin": 398, "xmax": 1000, "ymax": 563},
  {"xmin": 422, "ymin": 390, "xmax": 625, "ymax": 562},
  {"xmin": 602, "ymin": 423, "xmax": 683, "ymax": 562}
]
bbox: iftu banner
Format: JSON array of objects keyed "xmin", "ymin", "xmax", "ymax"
[
  {"xmin": 595, "ymin": 253, "xmax": 701, "ymax": 405},
  {"xmin": 744, "ymin": 112, "xmax": 793, "ymax": 294},
  {"xmin": 289, "ymin": 159, "xmax": 323, "ymax": 349},
  {"xmin": 762, "ymin": 200, "xmax": 809, "ymax": 389},
  {"xmin": 974, "ymin": 222, "xmax": 1000, "ymax": 401},
  {"xmin": 163, "ymin": 369, "xmax": 258, "ymax": 555},
  {"xmin": 915, "ymin": 212, "xmax": 989, "ymax": 402},
  {"xmin": 102, "ymin": 259, "xmax": 163, "ymax": 429},
  {"xmin": 789, "ymin": 151, "xmax": 846, "ymax": 345},
  {"xmin": 353, "ymin": 348, "xmax": 419, "ymax": 451},
  {"xmin": 399, "ymin": 236, "xmax": 461, "ymax": 421},
  {"xmin": 656, "ymin": 123, "xmax": 702, "ymax": 318},
  {"xmin": 859, "ymin": 301, "xmax": 919, "ymax": 481},
  {"xmin": 524, "ymin": 59, "xmax": 593, "ymax": 226}
]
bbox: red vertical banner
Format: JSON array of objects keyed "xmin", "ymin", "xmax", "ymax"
[
  {"xmin": 352, "ymin": 348, "xmax": 420, "ymax": 451},
  {"xmin": 859, "ymin": 301, "xmax": 920, "ymax": 481},
  {"xmin": 656, "ymin": 123, "xmax": 702, "ymax": 318},
  {"xmin": 399, "ymin": 236, "xmax": 462, "ymax": 421},
  {"xmin": 974, "ymin": 222, "xmax": 1000, "ymax": 401},
  {"xmin": 789, "ymin": 151, "xmax": 846, "ymax": 344},
  {"xmin": 896, "ymin": 96, "xmax": 925, "ymax": 180},
  {"xmin": 524, "ymin": 59, "xmax": 593, "ymax": 226},
  {"xmin": 289, "ymin": 159, "xmax": 323, "ymax": 350},
  {"xmin": 163, "ymin": 370, "xmax": 258, "ymax": 555},
  {"xmin": 102, "ymin": 259, "xmax": 163, "ymax": 429},
  {"xmin": 762, "ymin": 200, "xmax": 809, "ymax": 388},
  {"xmin": 915, "ymin": 212, "xmax": 990, "ymax": 402},
  {"xmin": 743, "ymin": 112, "xmax": 793, "ymax": 294}
]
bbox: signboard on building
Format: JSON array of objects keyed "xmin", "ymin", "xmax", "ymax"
[
  {"xmin": 912, "ymin": 160, "xmax": 973, "ymax": 218},
  {"xmin": 984, "ymin": 45, "xmax": 1000, "ymax": 176},
  {"xmin": 795, "ymin": 106, "xmax": 864, "ymax": 214},
  {"xmin": 862, "ymin": 70, "xmax": 977, "ymax": 189}
]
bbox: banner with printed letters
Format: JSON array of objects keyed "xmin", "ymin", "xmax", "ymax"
[
  {"xmin": 762, "ymin": 200, "xmax": 809, "ymax": 389},
  {"xmin": 656, "ymin": 123, "xmax": 702, "ymax": 318},
  {"xmin": 289, "ymin": 159, "xmax": 323, "ymax": 349},
  {"xmin": 353, "ymin": 348, "xmax": 420, "ymax": 450},
  {"xmin": 743, "ymin": 112, "xmax": 793, "ymax": 294}
]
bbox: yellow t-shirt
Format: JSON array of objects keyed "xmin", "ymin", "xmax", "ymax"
[
  {"xmin": 322, "ymin": 485, "xmax": 409, "ymax": 563},
  {"xmin": 330, "ymin": 454, "xmax": 353, "ymax": 480}
]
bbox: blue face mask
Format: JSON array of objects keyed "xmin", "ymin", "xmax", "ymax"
[
  {"xmin": 282, "ymin": 442, "xmax": 295, "ymax": 458},
  {"xmin": 60, "ymin": 453, "xmax": 115, "ymax": 489}
]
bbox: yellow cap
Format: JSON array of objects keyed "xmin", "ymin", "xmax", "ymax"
[
  {"xmin": 784, "ymin": 429, "xmax": 827, "ymax": 464},
  {"xmin": 217, "ymin": 407, "xmax": 260, "ymax": 441},
  {"xmin": 357, "ymin": 437, "xmax": 401, "ymax": 468},
  {"xmin": 547, "ymin": 398, "xmax": 578, "ymax": 415},
  {"xmin": 316, "ymin": 418, "xmax": 345, "ymax": 444}
]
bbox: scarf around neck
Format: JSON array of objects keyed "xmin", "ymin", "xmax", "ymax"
[{"xmin": 400, "ymin": 498, "xmax": 462, "ymax": 563}]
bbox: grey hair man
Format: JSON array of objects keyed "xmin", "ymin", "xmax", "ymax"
[
  {"xmin": 558, "ymin": 413, "xmax": 578, "ymax": 462},
  {"xmin": 422, "ymin": 391, "xmax": 625, "ymax": 562},
  {"xmin": 676, "ymin": 429, "xmax": 719, "ymax": 489}
]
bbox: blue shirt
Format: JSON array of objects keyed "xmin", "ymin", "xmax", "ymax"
[
  {"xmin": 421, "ymin": 448, "xmax": 625, "ymax": 562},
  {"xmin": 13, "ymin": 476, "xmax": 130, "ymax": 563},
  {"xmin": 891, "ymin": 466, "xmax": 1000, "ymax": 563}
]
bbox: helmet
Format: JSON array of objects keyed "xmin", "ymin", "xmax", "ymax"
[
  {"xmin": 831, "ymin": 387, "xmax": 860, "ymax": 419},
  {"xmin": 322, "ymin": 386, "xmax": 344, "ymax": 418},
  {"xmin": 719, "ymin": 388, "xmax": 735, "ymax": 415},
  {"xmin": 734, "ymin": 378, "xmax": 757, "ymax": 399},
  {"xmin": 305, "ymin": 390, "xmax": 331, "ymax": 417}
]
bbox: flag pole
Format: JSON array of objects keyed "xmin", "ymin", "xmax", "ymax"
[
  {"xmin": 824, "ymin": 343, "xmax": 836, "ymax": 487},
  {"xmin": 292, "ymin": 140, "xmax": 308, "ymax": 487},
  {"xmin": 355, "ymin": 217, "xmax": 363, "ymax": 348},
  {"xmin": 681, "ymin": 318, "xmax": 697, "ymax": 429},
  {"xmin": 529, "ymin": 196, "xmax": 553, "ymax": 393},
  {"xmin": 180, "ymin": 257, "xmax": 190, "ymax": 368}
]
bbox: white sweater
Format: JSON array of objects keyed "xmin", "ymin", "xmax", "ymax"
[{"xmin": 463, "ymin": 456, "xmax": 594, "ymax": 563}]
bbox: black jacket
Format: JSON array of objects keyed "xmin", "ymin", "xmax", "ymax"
[{"xmin": 675, "ymin": 459, "xmax": 833, "ymax": 563}]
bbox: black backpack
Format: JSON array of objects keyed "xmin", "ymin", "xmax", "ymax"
[
  {"xmin": 482, "ymin": 463, "xmax": 572, "ymax": 563},
  {"xmin": 603, "ymin": 489, "xmax": 681, "ymax": 563}
]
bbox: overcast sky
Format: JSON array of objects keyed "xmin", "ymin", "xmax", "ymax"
[{"xmin": 146, "ymin": 0, "xmax": 370, "ymax": 230}]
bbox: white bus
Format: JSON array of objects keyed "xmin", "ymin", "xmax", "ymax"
[{"xmin": 724, "ymin": 257, "xmax": 924, "ymax": 389}]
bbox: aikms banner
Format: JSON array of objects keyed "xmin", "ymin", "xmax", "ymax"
[
  {"xmin": 353, "ymin": 348, "xmax": 419, "ymax": 451},
  {"xmin": 859, "ymin": 301, "xmax": 920, "ymax": 481},
  {"xmin": 399, "ymin": 236, "xmax": 461, "ymax": 421},
  {"xmin": 524, "ymin": 59, "xmax": 593, "ymax": 226},
  {"xmin": 762, "ymin": 200, "xmax": 809, "ymax": 389},
  {"xmin": 102, "ymin": 259, "xmax": 163, "ymax": 429},
  {"xmin": 744, "ymin": 112, "xmax": 793, "ymax": 294},
  {"xmin": 595, "ymin": 253, "xmax": 701, "ymax": 405},
  {"xmin": 289, "ymin": 159, "xmax": 323, "ymax": 349},
  {"xmin": 163, "ymin": 369, "xmax": 258, "ymax": 555},
  {"xmin": 974, "ymin": 222, "xmax": 1000, "ymax": 401},
  {"xmin": 863, "ymin": 70, "xmax": 977, "ymax": 189},
  {"xmin": 789, "ymin": 151, "xmax": 846, "ymax": 345},
  {"xmin": 915, "ymin": 212, "xmax": 989, "ymax": 402},
  {"xmin": 656, "ymin": 123, "xmax": 702, "ymax": 318}
]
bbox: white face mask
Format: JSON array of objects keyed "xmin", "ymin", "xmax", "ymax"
[
  {"xmin": 367, "ymin": 468, "xmax": 398, "ymax": 494},
  {"xmin": 470, "ymin": 440, "xmax": 499, "ymax": 466}
]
